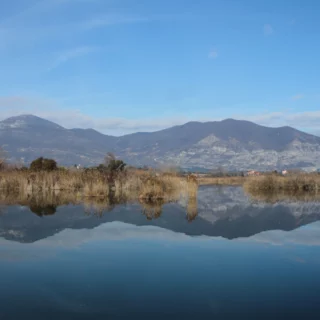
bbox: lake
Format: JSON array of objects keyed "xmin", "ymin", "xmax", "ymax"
[{"xmin": 1, "ymin": 186, "xmax": 320, "ymax": 319}]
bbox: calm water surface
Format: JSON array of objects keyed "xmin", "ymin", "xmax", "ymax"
[{"xmin": 1, "ymin": 186, "xmax": 320, "ymax": 319}]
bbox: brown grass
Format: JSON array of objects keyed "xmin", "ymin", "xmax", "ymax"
[{"xmin": 244, "ymin": 174, "xmax": 320, "ymax": 193}]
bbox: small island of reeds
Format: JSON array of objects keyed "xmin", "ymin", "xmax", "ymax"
[{"xmin": 0, "ymin": 154, "xmax": 198, "ymax": 204}]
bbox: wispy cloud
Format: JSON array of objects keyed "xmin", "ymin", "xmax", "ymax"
[
  {"xmin": 48, "ymin": 46, "xmax": 100, "ymax": 70},
  {"xmin": 292, "ymin": 94, "xmax": 304, "ymax": 101},
  {"xmin": 82, "ymin": 14, "xmax": 151, "ymax": 29},
  {"xmin": 0, "ymin": 10, "xmax": 171, "ymax": 52},
  {"xmin": 263, "ymin": 24, "xmax": 274, "ymax": 36},
  {"xmin": 208, "ymin": 48, "xmax": 218, "ymax": 59},
  {"xmin": 246, "ymin": 110, "xmax": 320, "ymax": 134},
  {"xmin": 289, "ymin": 19, "xmax": 296, "ymax": 26},
  {"xmin": 0, "ymin": 0, "xmax": 79, "ymax": 26}
]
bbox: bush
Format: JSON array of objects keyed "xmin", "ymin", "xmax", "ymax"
[
  {"xmin": 107, "ymin": 159, "xmax": 126, "ymax": 172},
  {"xmin": 30, "ymin": 157, "xmax": 58, "ymax": 171},
  {"xmin": 104, "ymin": 152, "xmax": 126, "ymax": 172}
]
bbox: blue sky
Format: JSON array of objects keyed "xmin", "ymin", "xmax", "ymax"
[{"xmin": 0, "ymin": 0, "xmax": 320, "ymax": 135}]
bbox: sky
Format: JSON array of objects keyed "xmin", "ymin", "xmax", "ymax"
[{"xmin": 0, "ymin": 0, "xmax": 320, "ymax": 136}]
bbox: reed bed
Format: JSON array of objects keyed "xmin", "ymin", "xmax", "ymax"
[
  {"xmin": 244, "ymin": 174, "xmax": 320, "ymax": 193},
  {"xmin": 0, "ymin": 169, "xmax": 198, "ymax": 202}
]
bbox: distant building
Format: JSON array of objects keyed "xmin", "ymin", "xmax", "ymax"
[{"xmin": 247, "ymin": 170, "xmax": 260, "ymax": 176}]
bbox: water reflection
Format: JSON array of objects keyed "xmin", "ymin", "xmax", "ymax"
[
  {"xmin": 247, "ymin": 189, "xmax": 320, "ymax": 204},
  {"xmin": 30, "ymin": 204, "xmax": 57, "ymax": 216},
  {"xmin": 186, "ymin": 196, "xmax": 198, "ymax": 222},
  {"xmin": 140, "ymin": 200, "xmax": 164, "ymax": 220},
  {"xmin": 1, "ymin": 187, "xmax": 320, "ymax": 319},
  {"xmin": 2, "ymin": 186, "xmax": 320, "ymax": 243}
]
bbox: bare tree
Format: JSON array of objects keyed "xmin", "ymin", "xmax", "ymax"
[{"xmin": 104, "ymin": 152, "xmax": 116, "ymax": 166}]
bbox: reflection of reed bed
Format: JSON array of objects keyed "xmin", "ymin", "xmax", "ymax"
[
  {"xmin": 0, "ymin": 189, "xmax": 82, "ymax": 207},
  {"xmin": 186, "ymin": 196, "xmax": 198, "ymax": 222},
  {"xmin": 198, "ymin": 176, "xmax": 245, "ymax": 186},
  {"xmin": 0, "ymin": 170, "xmax": 199, "ymax": 219},
  {"xmin": 139, "ymin": 199, "xmax": 164, "ymax": 220},
  {"xmin": 246, "ymin": 189, "xmax": 320, "ymax": 204},
  {"xmin": 244, "ymin": 174, "xmax": 320, "ymax": 193},
  {"xmin": 83, "ymin": 198, "xmax": 118, "ymax": 217},
  {"xmin": 0, "ymin": 187, "xmax": 200, "ymax": 221},
  {"xmin": 0, "ymin": 170, "xmax": 198, "ymax": 201}
]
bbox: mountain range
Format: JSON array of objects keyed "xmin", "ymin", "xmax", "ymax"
[{"xmin": 1, "ymin": 114, "xmax": 320, "ymax": 170}]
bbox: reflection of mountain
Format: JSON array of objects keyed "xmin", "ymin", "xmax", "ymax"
[{"xmin": 1, "ymin": 186, "xmax": 320, "ymax": 243}]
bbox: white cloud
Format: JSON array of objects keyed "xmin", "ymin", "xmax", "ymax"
[
  {"xmin": 292, "ymin": 94, "xmax": 304, "ymax": 101},
  {"xmin": 1, "ymin": 95, "xmax": 320, "ymax": 136},
  {"xmin": 0, "ymin": 96, "xmax": 194, "ymax": 135},
  {"xmin": 208, "ymin": 49, "xmax": 218, "ymax": 59},
  {"xmin": 48, "ymin": 46, "xmax": 100, "ymax": 70},
  {"xmin": 82, "ymin": 14, "xmax": 151, "ymax": 29},
  {"xmin": 263, "ymin": 24, "xmax": 274, "ymax": 36}
]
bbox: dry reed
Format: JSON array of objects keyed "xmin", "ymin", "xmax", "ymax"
[
  {"xmin": 0, "ymin": 169, "xmax": 199, "ymax": 202},
  {"xmin": 244, "ymin": 174, "xmax": 320, "ymax": 193}
]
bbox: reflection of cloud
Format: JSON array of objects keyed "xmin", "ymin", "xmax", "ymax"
[
  {"xmin": 243, "ymin": 222, "xmax": 320, "ymax": 246},
  {"xmin": 37, "ymin": 222, "xmax": 193, "ymax": 247},
  {"xmin": 2, "ymin": 220, "xmax": 320, "ymax": 252},
  {"xmin": 1, "ymin": 220, "xmax": 320, "ymax": 262},
  {"xmin": 0, "ymin": 222, "xmax": 207, "ymax": 261}
]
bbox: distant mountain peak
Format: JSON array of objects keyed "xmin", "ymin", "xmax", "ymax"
[{"xmin": 0, "ymin": 114, "xmax": 64, "ymax": 130}]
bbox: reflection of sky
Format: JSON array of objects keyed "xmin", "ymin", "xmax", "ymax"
[{"xmin": 1, "ymin": 222, "xmax": 320, "ymax": 318}]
